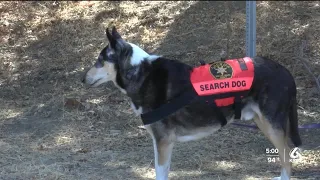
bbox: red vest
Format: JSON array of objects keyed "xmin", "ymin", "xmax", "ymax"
[{"xmin": 190, "ymin": 57, "xmax": 254, "ymax": 107}]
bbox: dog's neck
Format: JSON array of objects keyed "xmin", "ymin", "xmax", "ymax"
[{"xmin": 128, "ymin": 57, "xmax": 193, "ymax": 113}]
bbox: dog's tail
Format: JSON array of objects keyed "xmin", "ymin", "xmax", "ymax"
[{"xmin": 288, "ymin": 96, "xmax": 302, "ymax": 147}]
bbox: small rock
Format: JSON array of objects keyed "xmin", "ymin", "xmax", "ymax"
[
  {"xmin": 64, "ymin": 98, "xmax": 85, "ymax": 110},
  {"xmin": 76, "ymin": 148, "xmax": 89, "ymax": 154},
  {"xmin": 38, "ymin": 144, "xmax": 45, "ymax": 151}
]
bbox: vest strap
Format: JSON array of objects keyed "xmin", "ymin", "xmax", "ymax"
[
  {"xmin": 141, "ymin": 89, "xmax": 249, "ymax": 125},
  {"xmin": 233, "ymin": 95, "xmax": 243, "ymax": 119},
  {"xmin": 141, "ymin": 89, "xmax": 197, "ymax": 125}
]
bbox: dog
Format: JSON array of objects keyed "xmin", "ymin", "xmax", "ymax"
[{"xmin": 82, "ymin": 27, "xmax": 302, "ymax": 180}]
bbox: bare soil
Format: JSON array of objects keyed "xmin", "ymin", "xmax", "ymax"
[{"xmin": 0, "ymin": 1, "xmax": 319, "ymax": 180}]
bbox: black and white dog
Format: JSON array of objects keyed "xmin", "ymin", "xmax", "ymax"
[{"xmin": 82, "ymin": 27, "xmax": 302, "ymax": 180}]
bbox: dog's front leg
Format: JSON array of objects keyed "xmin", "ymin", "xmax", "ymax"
[{"xmin": 152, "ymin": 137, "xmax": 174, "ymax": 180}]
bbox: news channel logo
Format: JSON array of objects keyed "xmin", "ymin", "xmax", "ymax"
[{"xmin": 265, "ymin": 147, "xmax": 302, "ymax": 163}]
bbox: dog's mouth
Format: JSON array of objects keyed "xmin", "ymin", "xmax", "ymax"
[{"xmin": 90, "ymin": 78, "xmax": 102, "ymax": 87}]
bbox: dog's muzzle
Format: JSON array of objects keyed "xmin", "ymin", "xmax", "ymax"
[
  {"xmin": 81, "ymin": 70, "xmax": 101, "ymax": 86},
  {"xmin": 81, "ymin": 70, "xmax": 89, "ymax": 84}
]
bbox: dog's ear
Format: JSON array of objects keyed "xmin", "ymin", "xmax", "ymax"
[
  {"xmin": 106, "ymin": 28, "xmax": 117, "ymax": 49},
  {"xmin": 106, "ymin": 26, "xmax": 126, "ymax": 51},
  {"xmin": 111, "ymin": 26, "xmax": 122, "ymax": 40}
]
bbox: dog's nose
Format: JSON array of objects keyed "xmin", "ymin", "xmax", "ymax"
[{"xmin": 81, "ymin": 69, "xmax": 91, "ymax": 84}]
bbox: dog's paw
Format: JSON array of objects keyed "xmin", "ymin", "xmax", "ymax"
[
  {"xmin": 271, "ymin": 177, "xmax": 281, "ymax": 180},
  {"xmin": 271, "ymin": 176, "xmax": 289, "ymax": 180},
  {"xmin": 272, "ymin": 168, "xmax": 290, "ymax": 180}
]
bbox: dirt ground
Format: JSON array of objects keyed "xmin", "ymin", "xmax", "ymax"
[{"xmin": 0, "ymin": 1, "xmax": 319, "ymax": 180}]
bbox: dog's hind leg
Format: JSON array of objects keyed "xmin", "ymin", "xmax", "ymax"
[
  {"xmin": 253, "ymin": 115, "xmax": 292, "ymax": 180},
  {"xmin": 154, "ymin": 138, "xmax": 174, "ymax": 180},
  {"xmin": 145, "ymin": 125, "xmax": 174, "ymax": 180}
]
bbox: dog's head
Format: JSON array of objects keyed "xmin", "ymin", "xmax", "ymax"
[{"xmin": 82, "ymin": 27, "xmax": 159, "ymax": 94}]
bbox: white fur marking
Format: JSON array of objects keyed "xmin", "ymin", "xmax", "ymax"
[
  {"xmin": 240, "ymin": 110, "xmax": 255, "ymax": 121},
  {"xmin": 240, "ymin": 102, "xmax": 262, "ymax": 121},
  {"xmin": 128, "ymin": 42, "xmax": 160, "ymax": 65},
  {"xmin": 240, "ymin": 104, "xmax": 255, "ymax": 121},
  {"xmin": 128, "ymin": 43, "xmax": 150, "ymax": 65},
  {"xmin": 147, "ymin": 54, "xmax": 161, "ymax": 61},
  {"xmin": 176, "ymin": 127, "xmax": 220, "ymax": 142}
]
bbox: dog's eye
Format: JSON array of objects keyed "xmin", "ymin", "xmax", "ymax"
[
  {"xmin": 106, "ymin": 48, "xmax": 116, "ymax": 62},
  {"xmin": 99, "ymin": 54, "xmax": 106, "ymax": 63},
  {"xmin": 99, "ymin": 58, "xmax": 105, "ymax": 65}
]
